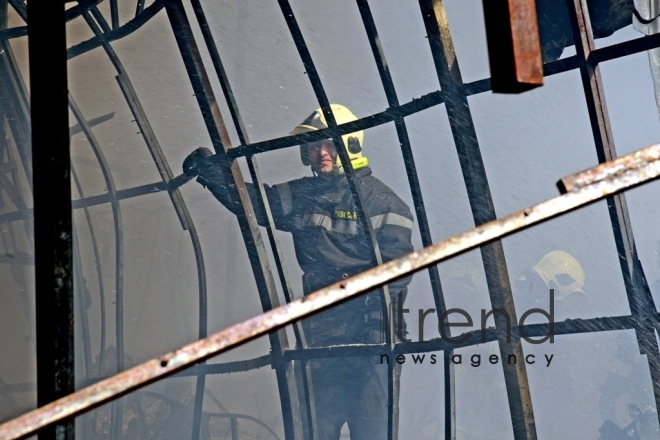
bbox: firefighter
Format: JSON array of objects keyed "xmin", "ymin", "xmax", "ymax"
[
  {"xmin": 516, "ymin": 250, "xmax": 587, "ymax": 310},
  {"xmin": 183, "ymin": 104, "xmax": 414, "ymax": 439}
]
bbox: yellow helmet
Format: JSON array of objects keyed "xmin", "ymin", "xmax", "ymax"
[
  {"xmin": 532, "ymin": 251, "xmax": 586, "ymax": 300},
  {"xmin": 290, "ymin": 104, "xmax": 368, "ymax": 173}
]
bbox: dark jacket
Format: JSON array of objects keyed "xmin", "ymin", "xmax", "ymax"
[{"xmin": 198, "ymin": 164, "xmax": 414, "ymax": 345}]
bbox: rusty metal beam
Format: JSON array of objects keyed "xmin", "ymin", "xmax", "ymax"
[
  {"xmin": 3, "ymin": 139, "xmax": 660, "ymax": 440},
  {"xmin": 418, "ymin": 0, "xmax": 536, "ymax": 437},
  {"xmin": 483, "ymin": 0, "xmax": 543, "ymax": 93}
]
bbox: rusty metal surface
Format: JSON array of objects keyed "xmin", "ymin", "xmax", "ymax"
[
  {"xmin": 559, "ymin": 143, "xmax": 660, "ymax": 193},
  {"xmin": 482, "ymin": 0, "xmax": 543, "ymax": 92},
  {"xmin": 419, "ymin": 0, "xmax": 537, "ymax": 437},
  {"xmin": 2, "ymin": 140, "xmax": 660, "ymax": 440}
]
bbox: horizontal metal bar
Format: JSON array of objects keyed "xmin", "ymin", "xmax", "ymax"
[
  {"xmin": 558, "ymin": 144, "xmax": 660, "ymax": 192},
  {"xmin": 226, "ymin": 33, "xmax": 660, "ymax": 160},
  {"xmin": 0, "ymin": 26, "xmax": 26, "ymax": 40},
  {"xmin": 2, "ymin": 142, "xmax": 660, "ymax": 439},
  {"xmin": 279, "ymin": 314, "xmax": 638, "ymax": 361}
]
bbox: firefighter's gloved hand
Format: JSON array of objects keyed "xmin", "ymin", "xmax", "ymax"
[{"xmin": 183, "ymin": 147, "xmax": 213, "ymax": 177}]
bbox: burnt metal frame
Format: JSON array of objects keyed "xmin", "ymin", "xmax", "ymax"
[
  {"xmin": 2, "ymin": 0, "xmax": 660, "ymax": 439},
  {"xmin": 566, "ymin": 0, "xmax": 660, "ymax": 418},
  {"xmin": 163, "ymin": 2, "xmax": 306, "ymax": 440},
  {"xmin": 28, "ymin": 1, "xmax": 74, "ymax": 440},
  {"xmin": 4, "ymin": 138, "xmax": 660, "ymax": 439}
]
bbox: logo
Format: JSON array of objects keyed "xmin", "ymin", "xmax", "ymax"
[{"xmin": 379, "ymin": 289, "xmax": 556, "ymax": 368}]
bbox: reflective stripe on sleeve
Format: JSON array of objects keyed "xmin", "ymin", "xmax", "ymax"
[
  {"xmin": 370, "ymin": 213, "xmax": 413, "ymax": 230},
  {"xmin": 302, "ymin": 212, "xmax": 412, "ymax": 234}
]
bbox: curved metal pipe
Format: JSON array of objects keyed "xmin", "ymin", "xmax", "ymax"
[
  {"xmin": 71, "ymin": 164, "xmax": 107, "ymax": 377},
  {"xmin": 81, "ymin": 11, "xmax": 209, "ymax": 439},
  {"xmin": 67, "ymin": 96, "xmax": 125, "ymax": 440}
]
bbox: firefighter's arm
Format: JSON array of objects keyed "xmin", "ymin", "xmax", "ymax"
[
  {"xmin": 373, "ymin": 196, "xmax": 415, "ymax": 295},
  {"xmin": 182, "ymin": 148, "xmax": 285, "ymax": 227}
]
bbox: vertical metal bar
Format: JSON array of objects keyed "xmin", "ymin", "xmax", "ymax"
[
  {"xmin": 355, "ymin": 0, "xmax": 448, "ymax": 321},
  {"xmin": 70, "ymin": 167, "xmax": 97, "ymax": 387},
  {"xmin": 115, "ymin": 73, "xmax": 209, "ymax": 440},
  {"xmin": 355, "ymin": 2, "xmax": 452, "ymax": 435},
  {"xmin": 418, "ymin": 1, "xmax": 537, "ymax": 439},
  {"xmin": 67, "ymin": 95, "xmax": 124, "ymax": 440},
  {"xmin": 82, "ymin": 11, "xmax": 212, "ymax": 438},
  {"xmin": 110, "ymin": 0, "xmax": 119, "ymax": 31},
  {"xmin": 444, "ymin": 351, "xmax": 456, "ymax": 439},
  {"xmin": 186, "ymin": 1, "xmax": 318, "ymax": 436},
  {"xmin": 70, "ymin": 215, "xmax": 93, "ymax": 439},
  {"xmin": 0, "ymin": 35, "xmax": 32, "ymax": 194},
  {"xmin": 230, "ymin": 417, "xmax": 239, "ymax": 440},
  {"xmin": 276, "ymin": 2, "xmax": 398, "ymax": 438},
  {"xmin": 71, "ymin": 165, "xmax": 107, "ymax": 379},
  {"xmin": 135, "ymin": 0, "xmax": 145, "ymax": 17},
  {"xmin": 29, "ymin": 1, "xmax": 74, "ymax": 439},
  {"xmin": 163, "ymin": 2, "xmax": 304, "ymax": 439},
  {"xmin": 565, "ymin": 0, "xmax": 660, "ymax": 420}
]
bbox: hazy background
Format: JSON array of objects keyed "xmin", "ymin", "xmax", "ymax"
[{"xmin": 2, "ymin": 1, "xmax": 660, "ymax": 438}]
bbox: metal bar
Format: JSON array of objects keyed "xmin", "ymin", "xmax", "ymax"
[
  {"xmin": 173, "ymin": 354, "xmax": 272, "ymax": 377},
  {"xmin": 3, "ymin": 140, "xmax": 660, "ymax": 440},
  {"xmin": 82, "ymin": 8, "xmax": 211, "ymax": 437},
  {"xmin": 135, "ymin": 0, "xmax": 145, "ymax": 17},
  {"xmin": 0, "ymin": 309, "xmax": 642, "ymax": 395},
  {"xmin": 355, "ymin": 1, "xmax": 450, "ymax": 436},
  {"xmin": 70, "ymin": 218, "xmax": 93, "ymax": 439},
  {"xmin": 163, "ymin": 2, "xmax": 304, "ymax": 439},
  {"xmin": 356, "ymin": 0, "xmax": 448, "ymax": 323},
  {"xmin": 28, "ymin": 0, "xmax": 73, "ymax": 438},
  {"xmin": 418, "ymin": 1, "xmax": 536, "ymax": 438},
  {"xmin": 221, "ymin": 32, "xmax": 660, "ymax": 160},
  {"xmin": 70, "ymin": 170, "xmax": 94, "ymax": 382},
  {"xmin": 72, "ymin": 181, "xmax": 167, "ymax": 209},
  {"xmin": 67, "ymin": 95, "xmax": 125, "ymax": 440},
  {"xmin": 0, "ymin": 39, "xmax": 32, "ymax": 194},
  {"xmin": 185, "ymin": 1, "xmax": 318, "ymax": 435},
  {"xmin": 6, "ymin": 0, "xmax": 24, "ymax": 20},
  {"xmin": 110, "ymin": 0, "xmax": 119, "ymax": 30},
  {"xmin": 0, "ymin": 181, "xmax": 168, "ymax": 225},
  {"xmin": 245, "ymin": 156, "xmax": 319, "ymax": 439},
  {"xmin": 70, "ymin": 165, "xmax": 107, "ymax": 378},
  {"xmin": 482, "ymin": 0, "xmax": 543, "ymax": 92},
  {"xmin": 278, "ymin": 313, "xmax": 642, "ymax": 360},
  {"xmin": 277, "ymin": 2, "xmax": 398, "ymax": 438},
  {"xmin": 0, "ymin": 26, "xmax": 26, "ymax": 40},
  {"xmin": 230, "ymin": 417, "xmax": 238, "ymax": 440},
  {"xmin": 117, "ymin": 71, "xmax": 209, "ymax": 440},
  {"xmin": 444, "ymin": 351, "xmax": 456, "ymax": 439},
  {"xmin": 565, "ymin": 0, "xmax": 660, "ymax": 422}
]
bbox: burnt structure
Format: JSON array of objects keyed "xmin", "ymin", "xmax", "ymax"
[{"xmin": 1, "ymin": 1, "xmax": 660, "ymax": 439}]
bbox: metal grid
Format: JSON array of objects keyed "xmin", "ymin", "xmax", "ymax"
[{"xmin": 0, "ymin": 0, "xmax": 660, "ymax": 439}]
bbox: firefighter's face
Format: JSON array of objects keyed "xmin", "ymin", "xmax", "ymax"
[{"xmin": 307, "ymin": 140, "xmax": 337, "ymax": 175}]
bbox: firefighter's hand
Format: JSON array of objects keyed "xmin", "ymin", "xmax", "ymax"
[{"xmin": 183, "ymin": 147, "xmax": 213, "ymax": 177}]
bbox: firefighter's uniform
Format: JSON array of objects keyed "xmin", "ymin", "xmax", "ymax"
[{"xmin": 185, "ymin": 104, "xmax": 414, "ymax": 439}]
